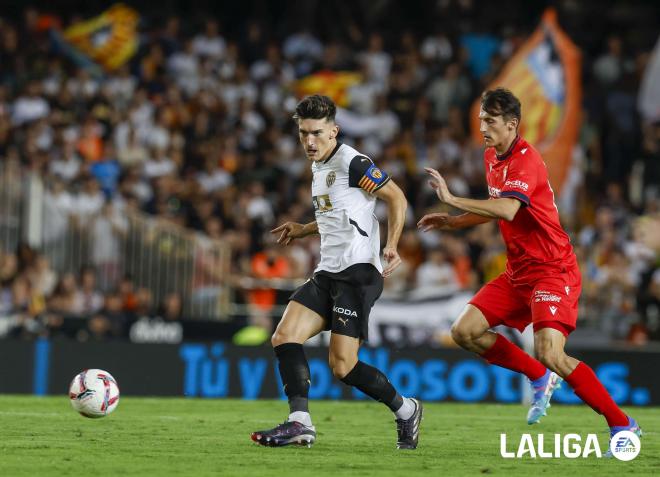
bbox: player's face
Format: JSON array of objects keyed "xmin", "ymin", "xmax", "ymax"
[
  {"xmin": 298, "ymin": 118, "xmax": 339, "ymax": 162},
  {"xmin": 479, "ymin": 108, "xmax": 517, "ymax": 151}
]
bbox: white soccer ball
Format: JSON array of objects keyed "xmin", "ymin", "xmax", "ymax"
[{"xmin": 68, "ymin": 369, "xmax": 120, "ymax": 418}]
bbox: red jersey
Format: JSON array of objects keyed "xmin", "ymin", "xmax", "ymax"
[{"xmin": 484, "ymin": 136, "xmax": 577, "ymax": 284}]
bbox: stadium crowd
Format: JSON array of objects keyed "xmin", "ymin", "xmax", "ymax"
[{"xmin": 0, "ymin": 1, "xmax": 658, "ymax": 343}]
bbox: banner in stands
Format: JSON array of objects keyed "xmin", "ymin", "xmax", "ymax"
[
  {"xmin": 469, "ymin": 8, "xmax": 582, "ymax": 195},
  {"xmin": 295, "ymin": 70, "xmax": 362, "ymax": 107},
  {"xmin": 50, "ymin": 3, "xmax": 139, "ymax": 75},
  {"xmin": 0, "ymin": 339, "xmax": 656, "ymax": 405}
]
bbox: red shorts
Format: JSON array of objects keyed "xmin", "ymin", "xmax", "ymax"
[{"xmin": 469, "ymin": 268, "xmax": 581, "ymax": 337}]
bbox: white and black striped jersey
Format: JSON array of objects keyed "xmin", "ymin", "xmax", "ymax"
[{"xmin": 310, "ymin": 142, "xmax": 390, "ymax": 274}]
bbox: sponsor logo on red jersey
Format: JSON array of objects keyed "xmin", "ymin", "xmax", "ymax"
[{"xmin": 504, "ymin": 179, "xmax": 529, "ymax": 191}]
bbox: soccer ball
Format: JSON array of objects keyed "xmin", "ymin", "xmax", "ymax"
[{"xmin": 68, "ymin": 369, "xmax": 120, "ymax": 418}]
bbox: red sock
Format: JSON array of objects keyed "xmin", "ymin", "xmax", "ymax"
[
  {"xmin": 565, "ymin": 361, "xmax": 628, "ymax": 427},
  {"xmin": 480, "ymin": 333, "xmax": 546, "ymax": 381}
]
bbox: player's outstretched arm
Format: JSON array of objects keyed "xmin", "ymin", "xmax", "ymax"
[
  {"xmin": 424, "ymin": 167, "xmax": 522, "ymax": 222},
  {"xmin": 271, "ymin": 221, "xmax": 318, "ymax": 245},
  {"xmin": 373, "ymin": 180, "xmax": 407, "ymax": 277},
  {"xmin": 417, "ymin": 212, "xmax": 492, "ymax": 232}
]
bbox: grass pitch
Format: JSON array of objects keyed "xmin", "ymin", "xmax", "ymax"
[{"xmin": 0, "ymin": 396, "xmax": 658, "ymax": 476}]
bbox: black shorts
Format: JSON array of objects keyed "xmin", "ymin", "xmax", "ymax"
[{"xmin": 289, "ymin": 263, "xmax": 383, "ymax": 341}]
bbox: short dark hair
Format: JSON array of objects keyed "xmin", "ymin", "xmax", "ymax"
[
  {"xmin": 293, "ymin": 95, "xmax": 336, "ymax": 122},
  {"xmin": 481, "ymin": 88, "xmax": 521, "ymax": 124}
]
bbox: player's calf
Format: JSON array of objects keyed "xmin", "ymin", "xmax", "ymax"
[
  {"xmin": 339, "ymin": 361, "xmax": 422, "ymax": 448},
  {"xmin": 534, "ymin": 342, "xmax": 579, "ymax": 379}
]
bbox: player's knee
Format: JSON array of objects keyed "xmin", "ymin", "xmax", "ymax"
[
  {"xmin": 451, "ymin": 321, "xmax": 475, "ymax": 348},
  {"xmin": 329, "ymin": 356, "xmax": 355, "ymax": 379},
  {"xmin": 271, "ymin": 329, "xmax": 290, "ymax": 347},
  {"xmin": 535, "ymin": 345, "xmax": 563, "ymax": 372}
]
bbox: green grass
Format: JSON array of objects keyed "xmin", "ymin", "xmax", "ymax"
[{"xmin": 0, "ymin": 396, "xmax": 658, "ymax": 476}]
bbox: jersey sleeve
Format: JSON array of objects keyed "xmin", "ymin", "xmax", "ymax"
[
  {"xmin": 500, "ymin": 155, "xmax": 539, "ymax": 207},
  {"xmin": 348, "ymin": 155, "xmax": 391, "ymax": 193}
]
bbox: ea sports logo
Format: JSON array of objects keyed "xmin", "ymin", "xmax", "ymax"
[{"xmin": 609, "ymin": 431, "xmax": 641, "ymax": 461}]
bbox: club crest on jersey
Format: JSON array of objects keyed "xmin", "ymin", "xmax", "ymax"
[{"xmin": 326, "ymin": 171, "xmax": 336, "ymax": 187}]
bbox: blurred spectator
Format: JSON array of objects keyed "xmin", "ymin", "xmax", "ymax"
[
  {"xmin": 76, "ymin": 117, "xmax": 104, "ymax": 162},
  {"xmin": 635, "ymin": 215, "xmax": 660, "ymax": 253},
  {"xmin": 248, "ymin": 245, "xmax": 291, "ymax": 313},
  {"xmin": 12, "ymin": 81, "xmax": 49, "ymax": 126},
  {"xmin": 90, "ymin": 144, "xmax": 121, "ymax": 198},
  {"xmin": 49, "ymin": 139, "xmax": 82, "ymax": 182},
  {"xmin": 411, "ymin": 248, "xmax": 460, "ymax": 299},
  {"xmin": 426, "ymin": 63, "xmax": 471, "ymax": 123},
  {"xmin": 71, "ymin": 177, "xmax": 104, "ymax": 222},
  {"xmin": 421, "ymin": 30, "xmax": 453, "ymax": 67},
  {"xmin": 460, "ymin": 31, "xmax": 501, "ymax": 79},
  {"xmin": 360, "ymin": 33, "xmax": 392, "ymax": 89},
  {"xmin": 25, "ymin": 255, "xmax": 57, "ymax": 297},
  {"xmin": 90, "ymin": 202, "xmax": 128, "ymax": 289},
  {"xmin": 48, "ymin": 272, "xmax": 79, "ymax": 315},
  {"xmin": 192, "ymin": 19, "xmax": 226, "ymax": 60},
  {"xmin": 129, "ymin": 292, "xmax": 183, "ymax": 344},
  {"xmin": 593, "ymin": 36, "xmax": 626, "ymax": 86},
  {"xmin": 283, "ymin": 28, "xmax": 323, "ymax": 76},
  {"xmin": 118, "ymin": 274, "xmax": 138, "ymax": 312},
  {"xmin": 85, "ymin": 291, "xmax": 129, "ymax": 341},
  {"xmin": 73, "ymin": 266, "xmax": 104, "ymax": 315}
]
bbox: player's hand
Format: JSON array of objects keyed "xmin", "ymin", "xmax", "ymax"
[
  {"xmin": 382, "ymin": 246, "xmax": 401, "ymax": 278},
  {"xmin": 417, "ymin": 213, "xmax": 457, "ymax": 232},
  {"xmin": 424, "ymin": 167, "xmax": 454, "ymax": 204},
  {"xmin": 271, "ymin": 222, "xmax": 305, "ymax": 245}
]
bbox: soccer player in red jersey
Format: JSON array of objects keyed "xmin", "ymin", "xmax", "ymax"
[{"xmin": 418, "ymin": 88, "xmax": 640, "ymax": 451}]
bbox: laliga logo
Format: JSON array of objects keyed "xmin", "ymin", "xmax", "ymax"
[{"xmin": 501, "ymin": 434, "xmax": 603, "ymax": 458}]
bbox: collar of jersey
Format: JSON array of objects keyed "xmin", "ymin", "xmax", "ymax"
[
  {"xmin": 322, "ymin": 142, "xmax": 342, "ymax": 164},
  {"xmin": 495, "ymin": 135, "xmax": 520, "ymax": 161}
]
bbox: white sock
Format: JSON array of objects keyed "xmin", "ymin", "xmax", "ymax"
[
  {"xmin": 288, "ymin": 411, "xmax": 312, "ymax": 427},
  {"xmin": 394, "ymin": 398, "xmax": 415, "ymax": 420}
]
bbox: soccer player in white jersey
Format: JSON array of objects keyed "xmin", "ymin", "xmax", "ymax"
[{"xmin": 251, "ymin": 95, "xmax": 423, "ymax": 449}]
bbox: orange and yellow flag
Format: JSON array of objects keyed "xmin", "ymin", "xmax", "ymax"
[
  {"xmin": 62, "ymin": 3, "xmax": 139, "ymax": 72},
  {"xmin": 470, "ymin": 8, "xmax": 581, "ymax": 195},
  {"xmin": 294, "ymin": 70, "xmax": 362, "ymax": 108}
]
